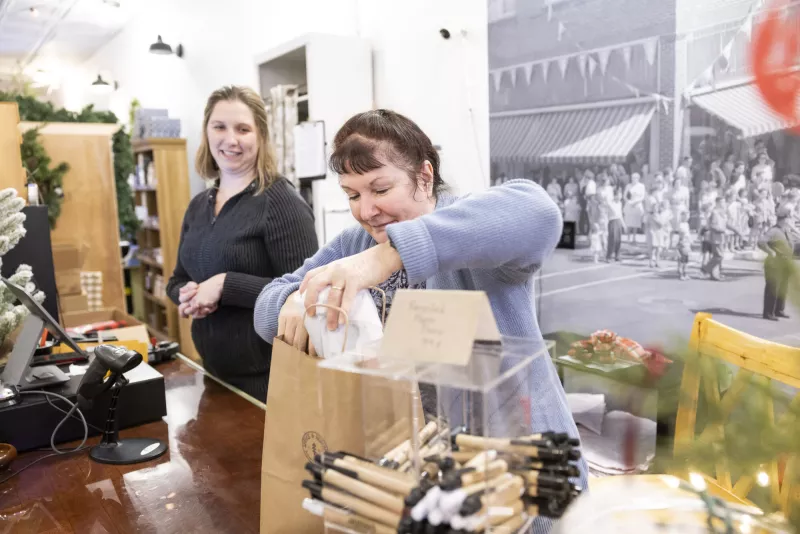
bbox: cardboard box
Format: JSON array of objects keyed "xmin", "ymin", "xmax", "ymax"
[
  {"xmin": 60, "ymin": 309, "xmax": 149, "ymax": 362},
  {"xmin": 60, "ymin": 293, "xmax": 88, "ymax": 313},
  {"xmin": 62, "ymin": 308, "xmax": 142, "ymax": 329},
  {"xmin": 55, "ymin": 268, "xmax": 82, "ymax": 295},
  {"xmin": 51, "ymin": 242, "xmax": 88, "ymax": 272}
]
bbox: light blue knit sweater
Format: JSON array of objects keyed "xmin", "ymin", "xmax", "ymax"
[{"xmin": 254, "ymin": 180, "xmax": 588, "ymax": 530}]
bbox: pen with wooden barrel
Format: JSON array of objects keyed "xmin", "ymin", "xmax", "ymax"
[
  {"xmin": 512, "ymin": 460, "xmax": 581, "ymax": 479},
  {"xmin": 318, "ymin": 454, "xmax": 416, "ymax": 496},
  {"xmin": 440, "ymin": 459, "xmax": 509, "ymax": 490},
  {"xmin": 467, "ymin": 499, "xmax": 525, "ymax": 531},
  {"xmin": 521, "ymin": 431, "xmax": 581, "ymax": 447},
  {"xmin": 436, "ymin": 472, "xmax": 516, "ymax": 517},
  {"xmin": 369, "ymin": 418, "xmax": 412, "ymax": 456},
  {"xmin": 452, "ymin": 451, "xmax": 582, "ymax": 479},
  {"xmin": 380, "ymin": 420, "xmax": 439, "ymax": 467},
  {"xmin": 302, "ymin": 480, "xmax": 402, "ymax": 529},
  {"xmin": 334, "ymin": 451, "xmax": 417, "ymax": 484},
  {"xmin": 305, "ymin": 462, "xmax": 406, "ymax": 514},
  {"xmin": 524, "ymin": 496, "xmax": 569, "ymax": 519},
  {"xmin": 302, "ymin": 498, "xmax": 396, "ymax": 534},
  {"xmin": 459, "ymin": 475, "xmax": 525, "ymax": 515},
  {"xmin": 454, "ymin": 434, "xmax": 580, "ymax": 463},
  {"xmin": 399, "ymin": 440, "xmax": 447, "ymax": 472},
  {"xmin": 326, "ymin": 451, "xmax": 416, "ymax": 483},
  {"xmin": 515, "ymin": 469, "xmax": 572, "ymax": 491}
]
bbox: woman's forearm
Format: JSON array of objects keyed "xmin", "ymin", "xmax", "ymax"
[
  {"xmin": 385, "ymin": 180, "xmax": 562, "ymax": 285},
  {"xmin": 254, "ymin": 234, "xmax": 347, "ymax": 343}
]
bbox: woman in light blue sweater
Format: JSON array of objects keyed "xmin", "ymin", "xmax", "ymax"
[{"xmin": 254, "ymin": 110, "xmax": 587, "ymax": 528}]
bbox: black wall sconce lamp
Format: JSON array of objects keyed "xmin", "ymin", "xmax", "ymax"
[
  {"xmin": 149, "ymin": 35, "xmax": 184, "ymax": 58},
  {"xmin": 91, "ymin": 74, "xmax": 118, "ymax": 93}
]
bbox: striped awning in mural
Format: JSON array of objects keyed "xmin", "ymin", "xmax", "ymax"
[
  {"xmin": 490, "ymin": 102, "xmax": 656, "ymax": 164},
  {"xmin": 490, "ymin": 116, "xmax": 535, "ymax": 160},
  {"xmin": 691, "ymin": 82, "xmax": 800, "ymax": 139}
]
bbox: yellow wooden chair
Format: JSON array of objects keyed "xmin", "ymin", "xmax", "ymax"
[{"xmin": 670, "ymin": 312, "xmax": 800, "ymax": 512}]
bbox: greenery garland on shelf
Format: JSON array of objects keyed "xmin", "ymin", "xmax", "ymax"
[
  {"xmin": 0, "ymin": 92, "xmax": 139, "ymax": 240},
  {"xmin": 18, "ymin": 128, "xmax": 69, "ymax": 228}
]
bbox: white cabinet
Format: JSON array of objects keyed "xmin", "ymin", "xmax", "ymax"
[{"xmin": 256, "ymin": 33, "xmax": 373, "ymax": 244}]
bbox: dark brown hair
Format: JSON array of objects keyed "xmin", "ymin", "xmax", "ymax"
[{"xmin": 329, "ymin": 109, "xmax": 446, "ymax": 198}]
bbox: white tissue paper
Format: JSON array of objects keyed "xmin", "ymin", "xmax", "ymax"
[
  {"xmin": 566, "ymin": 393, "xmax": 606, "ymax": 435},
  {"xmin": 296, "ymin": 287, "xmax": 385, "ymax": 359}
]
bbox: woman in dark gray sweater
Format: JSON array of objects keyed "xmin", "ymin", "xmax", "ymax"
[{"xmin": 167, "ymin": 86, "xmax": 318, "ymax": 401}]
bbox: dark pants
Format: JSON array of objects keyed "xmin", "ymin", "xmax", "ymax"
[
  {"xmin": 579, "ymin": 198, "xmax": 589, "ymax": 235},
  {"xmin": 704, "ymin": 243, "xmax": 724, "ymax": 277},
  {"xmin": 607, "ymin": 219, "xmax": 623, "ymax": 260},
  {"xmin": 764, "ymin": 257, "xmax": 790, "ymax": 317}
]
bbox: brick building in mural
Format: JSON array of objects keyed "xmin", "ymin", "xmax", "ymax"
[{"xmin": 487, "ymin": 0, "xmax": 798, "ymax": 180}]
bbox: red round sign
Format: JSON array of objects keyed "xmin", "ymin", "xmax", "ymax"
[{"xmin": 751, "ymin": 0, "xmax": 800, "ymax": 133}]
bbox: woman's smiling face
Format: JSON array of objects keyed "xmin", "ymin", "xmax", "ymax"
[{"xmin": 339, "ymin": 157, "xmax": 436, "ymax": 243}]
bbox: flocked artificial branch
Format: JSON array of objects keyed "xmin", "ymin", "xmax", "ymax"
[{"xmin": 0, "ymin": 188, "xmax": 44, "ymax": 347}]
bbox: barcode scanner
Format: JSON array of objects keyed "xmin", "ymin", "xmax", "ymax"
[
  {"xmin": 77, "ymin": 345, "xmax": 142, "ymax": 409},
  {"xmin": 75, "ymin": 344, "xmax": 167, "ymax": 465}
]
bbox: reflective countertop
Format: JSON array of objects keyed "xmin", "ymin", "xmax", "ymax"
[{"xmin": 0, "ymin": 358, "xmax": 265, "ymax": 533}]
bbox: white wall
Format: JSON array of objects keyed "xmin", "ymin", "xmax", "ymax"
[{"xmin": 65, "ymin": 0, "xmax": 488, "ymax": 199}]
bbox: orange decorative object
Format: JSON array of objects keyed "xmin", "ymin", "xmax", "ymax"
[{"xmin": 751, "ymin": 0, "xmax": 800, "ymax": 133}]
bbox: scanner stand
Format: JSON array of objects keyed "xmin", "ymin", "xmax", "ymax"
[{"xmin": 88, "ymin": 374, "xmax": 168, "ymax": 465}]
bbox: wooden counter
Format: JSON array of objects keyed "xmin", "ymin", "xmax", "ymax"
[{"xmin": 0, "ymin": 357, "xmax": 265, "ymax": 533}]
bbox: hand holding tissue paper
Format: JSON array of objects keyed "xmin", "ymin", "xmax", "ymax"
[{"xmin": 297, "ymin": 287, "xmax": 385, "ymax": 359}]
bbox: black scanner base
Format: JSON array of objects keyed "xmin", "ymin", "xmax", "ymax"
[{"xmin": 0, "ymin": 362, "xmax": 167, "ymax": 452}]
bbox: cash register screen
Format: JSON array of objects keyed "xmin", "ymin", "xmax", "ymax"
[{"xmin": 1, "ymin": 276, "xmax": 86, "ymax": 357}]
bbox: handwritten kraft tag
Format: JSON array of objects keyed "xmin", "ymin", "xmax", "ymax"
[{"xmin": 378, "ymin": 290, "xmax": 501, "ymax": 366}]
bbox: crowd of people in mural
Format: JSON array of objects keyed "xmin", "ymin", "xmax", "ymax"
[{"xmin": 495, "ymin": 140, "xmax": 799, "ymax": 288}]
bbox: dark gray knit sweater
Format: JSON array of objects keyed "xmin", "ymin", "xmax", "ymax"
[{"xmin": 167, "ymin": 178, "xmax": 318, "ymax": 401}]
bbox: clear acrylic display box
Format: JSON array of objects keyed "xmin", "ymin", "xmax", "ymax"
[{"xmin": 316, "ymin": 336, "xmax": 550, "ymax": 534}]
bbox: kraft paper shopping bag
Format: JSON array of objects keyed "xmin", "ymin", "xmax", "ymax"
[{"xmin": 260, "ymin": 337, "xmax": 419, "ymax": 534}]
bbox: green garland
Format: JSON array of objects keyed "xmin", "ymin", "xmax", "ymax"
[
  {"xmin": 19, "ymin": 128, "xmax": 69, "ymax": 228},
  {"xmin": 0, "ymin": 92, "xmax": 139, "ymax": 239}
]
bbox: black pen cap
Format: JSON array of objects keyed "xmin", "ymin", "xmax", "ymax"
[
  {"xmin": 440, "ymin": 472, "xmax": 462, "ymax": 491},
  {"xmin": 459, "ymin": 493, "xmax": 482, "ymax": 516},
  {"xmin": 568, "ymin": 448, "xmax": 582, "ymax": 462},
  {"xmin": 419, "ymin": 477, "xmax": 435, "ymax": 493},
  {"xmin": 305, "ymin": 462, "xmax": 324, "ymax": 478},
  {"xmin": 542, "ymin": 464, "xmax": 581, "ymax": 479},
  {"xmin": 398, "ymin": 516, "xmax": 415, "ymax": 534},
  {"xmin": 405, "ymin": 486, "xmax": 427, "ymax": 507},
  {"xmin": 317, "ymin": 451, "xmax": 343, "ymax": 463},
  {"xmin": 534, "ymin": 472, "xmax": 570, "ymax": 490},
  {"xmin": 301, "ymin": 480, "xmax": 323, "ymax": 500},
  {"xmin": 535, "ymin": 448, "xmax": 568, "ymax": 464}
]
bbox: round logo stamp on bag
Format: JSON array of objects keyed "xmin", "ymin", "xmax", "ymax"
[{"xmin": 301, "ymin": 431, "xmax": 328, "ymax": 461}]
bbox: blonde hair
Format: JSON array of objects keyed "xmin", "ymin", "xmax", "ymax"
[{"xmin": 195, "ymin": 85, "xmax": 278, "ymax": 194}]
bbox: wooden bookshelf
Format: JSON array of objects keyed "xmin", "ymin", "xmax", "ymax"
[{"xmin": 131, "ymin": 138, "xmax": 198, "ymax": 360}]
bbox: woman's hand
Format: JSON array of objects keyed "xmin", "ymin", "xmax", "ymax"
[
  {"xmin": 178, "ymin": 282, "xmax": 198, "ymax": 318},
  {"xmin": 300, "ymin": 242, "xmax": 402, "ymax": 330},
  {"xmin": 187, "ymin": 274, "xmax": 225, "ymax": 319},
  {"xmin": 276, "ymin": 290, "xmax": 316, "ymax": 356}
]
